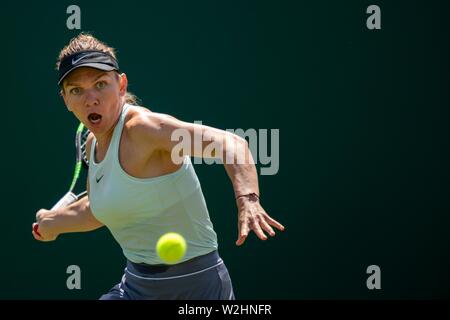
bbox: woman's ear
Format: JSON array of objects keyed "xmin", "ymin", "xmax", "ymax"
[{"xmin": 119, "ymin": 73, "xmax": 128, "ymax": 96}]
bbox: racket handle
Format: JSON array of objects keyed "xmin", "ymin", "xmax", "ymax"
[{"xmin": 51, "ymin": 192, "xmax": 78, "ymax": 210}]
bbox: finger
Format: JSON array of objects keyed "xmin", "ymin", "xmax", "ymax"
[
  {"xmin": 263, "ymin": 213, "xmax": 285, "ymax": 231},
  {"xmin": 251, "ymin": 219, "xmax": 268, "ymax": 241},
  {"xmin": 36, "ymin": 210, "xmax": 43, "ymax": 221},
  {"xmin": 236, "ymin": 234, "xmax": 247, "ymax": 246},
  {"xmin": 236, "ymin": 222, "xmax": 250, "ymax": 246},
  {"xmin": 236, "ymin": 235, "xmax": 246, "ymax": 246},
  {"xmin": 236, "ymin": 224, "xmax": 249, "ymax": 246},
  {"xmin": 236, "ymin": 222, "xmax": 242, "ymax": 246},
  {"xmin": 32, "ymin": 223, "xmax": 42, "ymax": 237},
  {"xmin": 32, "ymin": 229, "xmax": 43, "ymax": 241},
  {"xmin": 260, "ymin": 218, "xmax": 276, "ymax": 237}
]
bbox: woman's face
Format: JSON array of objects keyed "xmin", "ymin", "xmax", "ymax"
[{"xmin": 61, "ymin": 67, "xmax": 127, "ymax": 136}]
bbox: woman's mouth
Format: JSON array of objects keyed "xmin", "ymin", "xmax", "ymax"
[{"xmin": 88, "ymin": 113, "xmax": 102, "ymax": 125}]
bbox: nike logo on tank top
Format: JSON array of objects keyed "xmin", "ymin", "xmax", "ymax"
[{"xmin": 88, "ymin": 104, "xmax": 218, "ymax": 264}]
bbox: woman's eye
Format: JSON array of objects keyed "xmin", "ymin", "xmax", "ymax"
[
  {"xmin": 96, "ymin": 81, "xmax": 106, "ymax": 89},
  {"xmin": 70, "ymin": 87, "xmax": 81, "ymax": 95}
]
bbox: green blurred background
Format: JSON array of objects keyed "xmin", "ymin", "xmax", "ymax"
[{"xmin": 1, "ymin": 0, "xmax": 449, "ymax": 299}]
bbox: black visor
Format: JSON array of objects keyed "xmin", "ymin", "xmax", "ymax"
[{"xmin": 58, "ymin": 50, "xmax": 120, "ymax": 85}]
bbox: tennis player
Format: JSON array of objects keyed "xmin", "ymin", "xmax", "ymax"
[{"xmin": 32, "ymin": 33, "xmax": 285, "ymax": 300}]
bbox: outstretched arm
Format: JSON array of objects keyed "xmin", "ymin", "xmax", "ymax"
[{"xmin": 133, "ymin": 112, "xmax": 285, "ymax": 246}]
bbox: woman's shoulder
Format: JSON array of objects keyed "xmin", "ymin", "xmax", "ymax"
[
  {"xmin": 124, "ymin": 105, "xmax": 179, "ymax": 144},
  {"xmin": 125, "ymin": 105, "xmax": 176, "ymax": 129}
]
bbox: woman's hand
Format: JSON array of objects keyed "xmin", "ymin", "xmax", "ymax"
[
  {"xmin": 32, "ymin": 209, "xmax": 60, "ymax": 242},
  {"xmin": 235, "ymin": 196, "xmax": 285, "ymax": 246}
]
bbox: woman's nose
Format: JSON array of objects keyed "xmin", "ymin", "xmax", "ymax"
[{"xmin": 84, "ymin": 89, "xmax": 99, "ymax": 107}]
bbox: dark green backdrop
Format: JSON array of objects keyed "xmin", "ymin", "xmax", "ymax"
[{"xmin": 1, "ymin": 0, "xmax": 449, "ymax": 299}]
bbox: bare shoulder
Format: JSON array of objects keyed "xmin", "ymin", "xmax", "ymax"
[{"xmin": 124, "ymin": 106, "xmax": 181, "ymax": 142}]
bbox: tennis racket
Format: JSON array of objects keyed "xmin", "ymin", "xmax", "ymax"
[{"xmin": 34, "ymin": 122, "xmax": 90, "ymax": 237}]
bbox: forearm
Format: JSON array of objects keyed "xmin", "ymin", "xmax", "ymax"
[
  {"xmin": 223, "ymin": 136, "xmax": 260, "ymax": 198},
  {"xmin": 222, "ymin": 136, "xmax": 285, "ymax": 246},
  {"xmin": 44, "ymin": 196, "xmax": 104, "ymax": 235}
]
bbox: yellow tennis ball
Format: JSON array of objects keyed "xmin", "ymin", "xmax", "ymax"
[{"xmin": 156, "ymin": 232, "xmax": 187, "ymax": 264}]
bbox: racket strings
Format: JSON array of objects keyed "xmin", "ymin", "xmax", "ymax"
[{"xmin": 80, "ymin": 128, "xmax": 90, "ymax": 166}]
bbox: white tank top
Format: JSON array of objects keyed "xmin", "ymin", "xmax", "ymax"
[{"xmin": 88, "ymin": 104, "xmax": 218, "ymax": 264}]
